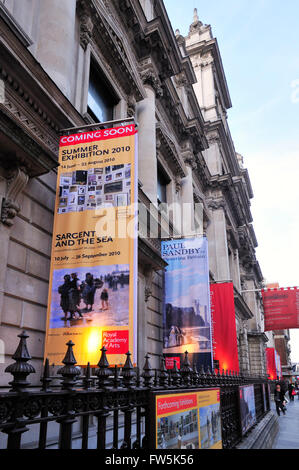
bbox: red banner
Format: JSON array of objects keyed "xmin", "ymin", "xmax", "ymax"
[
  {"xmin": 266, "ymin": 348, "xmax": 278, "ymax": 380},
  {"xmin": 210, "ymin": 282, "xmax": 239, "ymax": 373},
  {"xmin": 262, "ymin": 287, "xmax": 299, "ymax": 331}
]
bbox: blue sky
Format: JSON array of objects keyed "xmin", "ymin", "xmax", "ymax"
[{"xmin": 164, "ymin": 1, "xmax": 299, "ymax": 361}]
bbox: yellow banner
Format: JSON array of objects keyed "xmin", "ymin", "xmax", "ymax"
[{"xmin": 44, "ymin": 124, "xmax": 138, "ymax": 366}]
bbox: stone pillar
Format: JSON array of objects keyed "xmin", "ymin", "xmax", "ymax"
[
  {"xmin": 137, "ymin": 67, "xmax": 162, "ymax": 204},
  {"xmin": 137, "ymin": 274, "xmax": 147, "ymax": 368},
  {"xmin": 238, "ymin": 322, "xmax": 250, "ymax": 374},
  {"xmin": 229, "ymin": 249, "xmax": 242, "ymax": 293},
  {"xmin": 0, "ymin": 167, "xmax": 29, "ymax": 326},
  {"xmin": 180, "ymin": 159, "xmax": 195, "ymax": 237},
  {"xmin": 34, "ymin": 0, "xmax": 77, "ymax": 99},
  {"xmin": 206, "ymin": 200, "xmax": 230, "ymax": 281},
  {"xmin": 243, "ymin": 277, "xmax": 260, "ymax": 330}
]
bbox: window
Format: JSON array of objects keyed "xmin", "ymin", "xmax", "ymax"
[
  {"xmin": 87, "ymin": 61, "xmax": 118, "ymax": 123},
  {"xmin": 157, "ymin": 166, "xmax": 169, "ymax": 204}
]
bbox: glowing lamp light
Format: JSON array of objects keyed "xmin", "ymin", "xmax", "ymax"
[{"xmin": 87, "ymin": 329, "xmax": 102, "ymax": 354}]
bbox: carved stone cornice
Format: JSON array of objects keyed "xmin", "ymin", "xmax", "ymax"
[
  {"xmin": 0, "ymin": 108, "xmax": 58, "ymax": 177},
  {"xmin": 77, "ymin": 0, "xmax": 94, "ymax": 50},
  {"xmin": 206, "ymin": 131, "xmax": 221, "ymax": 146},
  {"xmin": 139, "ymin": 62, "xmax": 163, "ymax": 97},
  {"xmin": 183, "ymin": 153, "xmax": 197, "ymax": 170},
  {"xmin": 181, "ymin": 141, "xmax": 196, "ymax": 169},
  {"xmin": 86, "ymin": 0, "xmax": 145, "ymax": 101},
  {"xmin": 127, "ymin": 95, "xmax": 136, "ymax": 118},
  {"xmin": 174, "ymin": 72, "xmax": 188, "ymax": 88},
  {"xmin": 201, "ymin": 52, "xmax": 214, "ymax": 68},
  {"xmin": 1, "ymin": 166, "xmax": 29, "ymax": 226},
  {"xmin": 174, "ymin": 177, "xmax": 182, "ymax": 194},
  {"xmin": 156, "ymin": 123, "xmax": 186, "ymax": 178},
  {"xmin": 206, "ymin": 197, "xmax": 226, "ymax": 211}
]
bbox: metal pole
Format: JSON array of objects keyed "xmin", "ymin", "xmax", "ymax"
[
  {"xmin": 241, "ymin": 289, "xmax": 263, "ymax": 293},
  {"xmin": 60, "ymin": 117, "xmax": 137, "ymax": 135}
]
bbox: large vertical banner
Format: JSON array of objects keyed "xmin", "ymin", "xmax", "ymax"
[
  {"xmin": 262, "ymin": 287, "xmax": 299, "ymax": 331},
  {"xmin": 210, "ymin": 282, "xmax": 239, "ymax": 373},
  {"xmin": 266, "ymin": 347, "xmax": 277, "ymax": 380},
  {"xmin": 44, "ymin": 124, "xmax": 138, "ymax": 366},
  {"xmin": 161, "ymin": 237, "xmax": 212, "ymax": 371}
]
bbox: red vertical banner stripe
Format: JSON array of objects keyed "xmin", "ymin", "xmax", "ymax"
[
  {"xmin": 210, "ymin": 282, "xmax": 239, "ymax": 373},
  {"xmin": 266, "ymin": 348, "xmax": 277, "ymax": 380}
]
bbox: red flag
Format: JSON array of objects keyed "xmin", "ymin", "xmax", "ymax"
[
  {"xmin": 210, "ymin": 282, "xmax": 239, "ymax": 373},
  {"xmin": 262, "ymin": 287, "xmax": 299, "ymax": 331}
]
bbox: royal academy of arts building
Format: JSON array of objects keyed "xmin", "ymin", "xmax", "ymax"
[{"xmin": 0, "ymin": 0, "xmax": 267, "ymax": 411}]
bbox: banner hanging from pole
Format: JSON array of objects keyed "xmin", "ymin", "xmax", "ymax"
[
  {"xmin": 266, "ymin": 347, "xmax": 278, "ymax": 380},
  {"xmin": 262, "ymin": 287, "xmax": 299, "ymax": 331},
  {"xmin": 161, "ymin": 237, "xmax": 213, "ymax": 371},
  {"xmin": 44, "ymin": 123, "xmax": 138, "ymax": 366},
  {"xmin": 210, "ymin": 282, "xmax": 239, "ymax": 373}
]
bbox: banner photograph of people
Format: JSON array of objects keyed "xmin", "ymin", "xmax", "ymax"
[{"xmin": 49, "ymin": 264, "xmax": 130, "ymax": 329}]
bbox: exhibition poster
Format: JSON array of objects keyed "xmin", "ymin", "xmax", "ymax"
[
  {"xmin": 161, "ymin": 237, "xmax": 213, "ymax": 371},
  {"xmin": 151, "ymin": 388, "xmax": 222, "ymax": 449},
  {"xmin": 44, "ymin": 124, "xmax": 138, "ymax": 366},
  {"xmin": 239, "ymin": 385, "xmax": 256, "ymax": 436}
]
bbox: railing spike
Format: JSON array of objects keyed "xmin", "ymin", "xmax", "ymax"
[
  {"xmin": 41, "ymin": 358, "xmax": 52, "ymax": 392},
  {"xmin": 122, "ymin": 351, "xmax": 136, "ymax": 388},
  {"xmin": 57, "ymin": 340, "xmax": 81, "ymax": 391},
  {"xmin": 5, "ymin": 330, "xmax": 35, "ymax": 393},
  {"xmin": 142, "ymin": 354, "xmax": 153, "ymax": 388},
  {"xmin": 95, "ymin": 346, "xmax": 111, "ymax": 389}
]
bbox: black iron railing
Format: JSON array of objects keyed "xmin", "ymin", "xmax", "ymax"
[{"xmin": 0, "ymin": 331, "xmax": 271, "ymax": 450}]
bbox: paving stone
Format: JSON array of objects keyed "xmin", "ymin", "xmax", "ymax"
[{"xmin": 272, "ymin": 396, "xmax": 299, "ymax": 449}]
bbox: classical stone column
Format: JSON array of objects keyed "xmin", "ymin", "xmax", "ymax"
[
  {"xmin": 0, "ymin": 167, "xmax": 29, "ymax": 326},
  {"xmin": 34, "ymin": 0, "xmax": 77, "ymax": 99},
  {"xmin": 180, "ymin": 154, "xmax": 195, "ymax": 237},
  {"xmin": 206, "ymin": 199, "xmax": 230, "ymax": 281},
  {"xmin": 137, "ymin": 67, "xmax": 162, "ymax": 204},
  {"xmin": 137, "ymin": 274, "xmax": 147, "ymax": 368},
  {"xmin": 238, "ymin": 322, "xmax": 250, "ymax": 374}
]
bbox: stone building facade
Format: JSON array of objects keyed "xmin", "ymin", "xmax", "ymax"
[{"xmin": 0, "ymin": 0, "xmax": 267, "ymax": 387}]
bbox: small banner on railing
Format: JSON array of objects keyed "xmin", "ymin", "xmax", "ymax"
[
  {"xmin": 262, "ymin": 287, "xmax": 299, "ymax": 331},
  {"xmin": 44, "ymin": 124, "xmax": 138, "ymax": 366},
  {"xmin": 149, "ymin": 388, "xmax": 222, "ymax": 449}
]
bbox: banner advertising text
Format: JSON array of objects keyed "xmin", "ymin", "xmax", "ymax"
[
  {"xmin": 44, "ymin": 124, "xmax": 138, "ymax": 366},
  {"xmin": 262, "ymin": 287, "xmax": 299, "ymax": 331}
]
